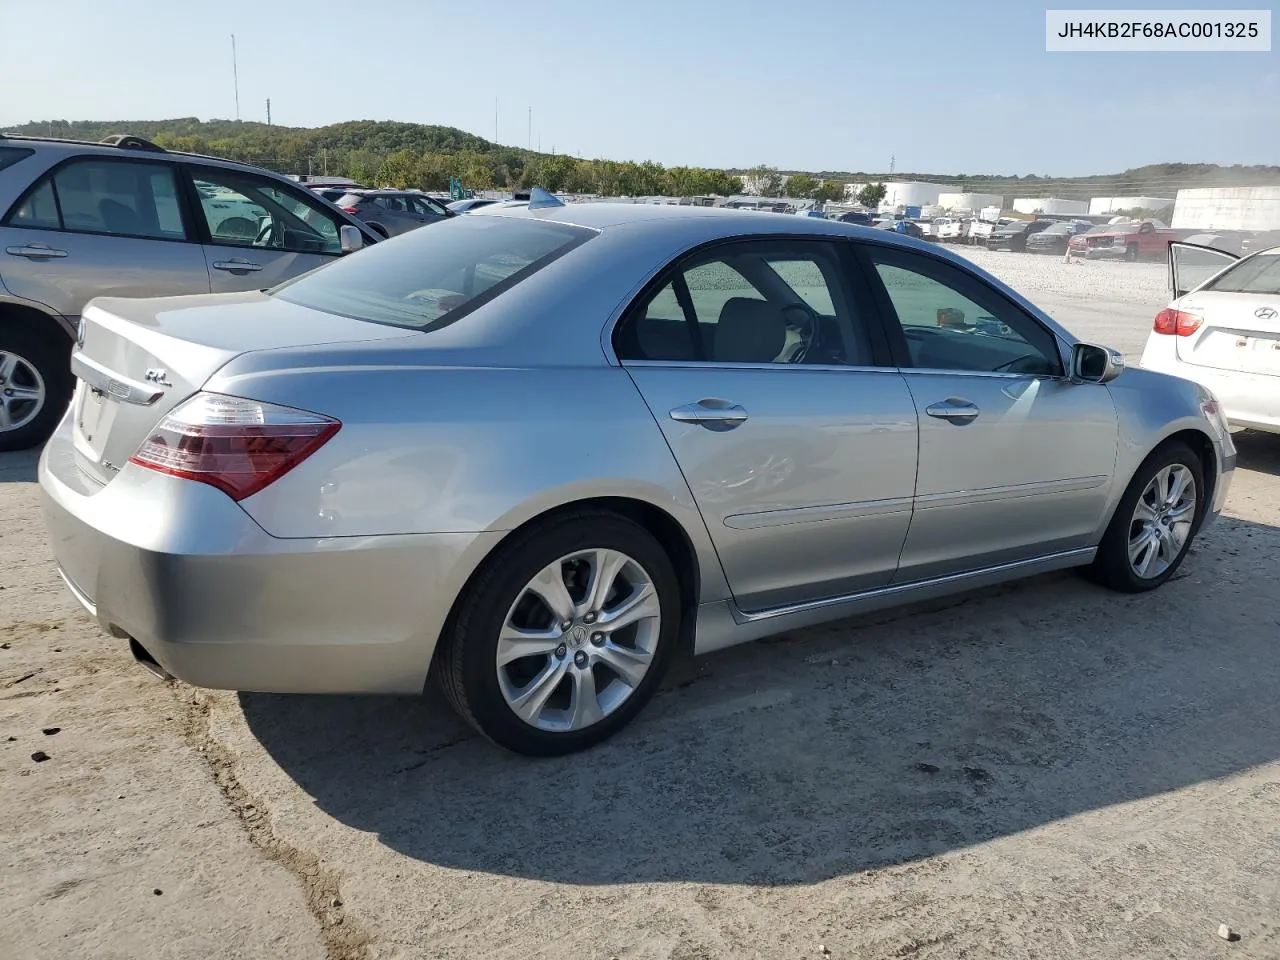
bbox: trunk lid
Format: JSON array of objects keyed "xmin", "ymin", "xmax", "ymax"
[
  {"xmin": 69, "ymin": 291, "xmax": 415, "ymax": 486},
  {"xmin": 1175, "ymin": 291, "xmax": 1280, "ymax": 376}
]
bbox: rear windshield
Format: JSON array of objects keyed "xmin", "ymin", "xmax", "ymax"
[
  {"xmin": 270, "ymin": 215, "xmax": 594, "ymax": 330},
  {"xmin": 1204, "ymin": 252, "xmax": 1280, "ymax": 295}
]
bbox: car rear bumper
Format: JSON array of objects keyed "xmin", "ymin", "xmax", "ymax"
[{"xmin": 38, "ymin": 416, "xmax": 500, "ymax": 694}]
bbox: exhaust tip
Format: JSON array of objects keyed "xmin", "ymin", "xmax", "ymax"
[{"xmin": 128, "ymin": 637, "xmax": 175, "ymax": 682}]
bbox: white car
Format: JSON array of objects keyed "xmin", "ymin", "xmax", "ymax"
[{"xmin": 1140, "ymin": 242, "xmax": 1280, "ymax": 434}]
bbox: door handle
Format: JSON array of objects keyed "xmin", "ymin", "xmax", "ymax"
[
  {"xmin": 925, "ymin": 398, "xmax": 980, "ymax": 422},
  {"xmin": 669, "ymin": 399, "xmax": 749, "ymax": 430},
  {"xmin": 211, "ymin": 258, "xmax": 263, "ymax": 273},
  {"xmin": 6, "ymin": 244, "xmax": 68, "ymax": 259}
]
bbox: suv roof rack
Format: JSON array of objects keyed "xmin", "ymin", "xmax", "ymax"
[
  {"xmin": 99, "ymin": 134, "xmax": 167, "ymax": 153},
  {"xmin": 0, "ymin": 132, "xmax": 168, "ymax": 153}
]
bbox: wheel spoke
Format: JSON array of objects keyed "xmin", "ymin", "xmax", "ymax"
[
  {"xmin": 1129, "ymin": 526, "xmax": 1160, "ymax": 575},
  {"xmin": 568, "ymin": 667, "xmax": 604, "ymax": 729},
  {"xmin": 1165, "ymin": 467, "xmax": 1191, "ymax": 506},
  {"xmin": 596, "ymin": 640, "xmax": 652, "ymax": 688},
  {"xmin": 508, "ymin": 657, "xmax": 569, "ymax": 724},
  {"xmin": 525, "ymin": 561, "xmax": 576, "ymax": 623},
  {"xmin": 582, "ymin": 549, "xmax": 628, "ymax": 616},
  {"xmin": 6, "ymin": 384, "xmax": 41, "ymax": 402},
  {"xmin": 598, "ymin": 583, "xmax": 660, "ymax": 633},
  {"xmin": 0, "ymin": 400, "xmax": 10, "ymax": 430},
  {"xmin": 1166, "ymin": 500, "xmax": 1195, "ymax": 522},
  {"xmin": 496, "ymin": 625, "xmax": 563, "ymax": 666},
  {"xmin": 0, "ymin": 353, "xmax": 16, "ymax": 381}
]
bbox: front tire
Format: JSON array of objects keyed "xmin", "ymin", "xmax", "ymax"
[
  {"xmin": 1089, "ymin": 443, "xmax": 1204, "ymax": 593},
  {"xmin": 437, "ymin": 511, "xmax": 681, "ymax": 756},
  {"xmin": 0, "ymin": 325, "xmax": 72, "ymax": 452},
  {"xmin": 1125, "ymin": 244, "xmax": 1138, "ymax": 262}
]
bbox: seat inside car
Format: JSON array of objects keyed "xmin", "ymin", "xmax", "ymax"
[{"xmin": 714, "ymin": 297, "xmax": 787, "ymax": 363}]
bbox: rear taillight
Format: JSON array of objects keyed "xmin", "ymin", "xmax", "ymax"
[
  {"xmin": 340, "ymin": 205, "xmax": 359, "ymax": 214},
  {"xmin": 129, "ymin": 393, "xmax": 339, "ymax": 501},
  {"xmin": 1153, "ymin": 308, "xmax": 1203, "ymax": 337}
]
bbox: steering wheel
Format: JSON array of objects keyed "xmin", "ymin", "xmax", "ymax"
[
  {"xmin": 254, "ymin": 218, "xmax": 284, "ymax": 249},
  {"xmin": 780, "ymin": 301, "xmax": 824, "ymax": 364}
]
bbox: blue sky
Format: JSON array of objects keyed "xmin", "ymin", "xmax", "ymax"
[{"xmin": 3, "ymin": 0, "xmax": 1276, "ymax": 175}]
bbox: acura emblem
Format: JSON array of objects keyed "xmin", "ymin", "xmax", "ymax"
[{"xmin": 1255, "ymin": 306, "xmax": 1278, "ymax": 320}]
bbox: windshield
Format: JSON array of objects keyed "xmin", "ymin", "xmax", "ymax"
[
  {"xmin": 1204, "ymin": 252, "xmax": 1280, "ymax": 295},
  {"xmin": 271, "ymin": 215, "xmax": 595, "ymax": 330},
  {"xmin": 1039, "ymin": 223, "xmax": 1071, "ymax": 234},
  {"xmin": 1107, "ymin": 223, "xmax": 1140, "ymax": 234}
]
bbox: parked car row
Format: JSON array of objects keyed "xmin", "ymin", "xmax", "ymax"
[{"xmin": 0, "ymin": 133, "xmax": 382, "ymax": 450}]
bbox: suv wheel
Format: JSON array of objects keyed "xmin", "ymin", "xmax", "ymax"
[{"xmin": 0, "ymin": 325, "xmax": 72, "ymax": 452}]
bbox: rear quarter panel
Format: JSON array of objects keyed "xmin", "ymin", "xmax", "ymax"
[{"xmin": 206, "ymin": 354, "xmax": 732, "ymax": 604}]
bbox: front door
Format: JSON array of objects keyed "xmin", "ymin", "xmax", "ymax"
[
  {"xmin": 0, "ymin": 155, "xmax": 209, "ymax": 319},
  {"xmin": 1169, "ymin": 241, "xmax": 1238, "ymax": 299},
  {"xmin": 615, "ymin": 237, "xmax": 918, "ymax": 612},
  {"xmin": 859, "ymin": 244, "xmax": 1119, "ymax": 582},
  {"xmin": 185, "ymin": 165, "xmax": 348, "ymax": 292}
]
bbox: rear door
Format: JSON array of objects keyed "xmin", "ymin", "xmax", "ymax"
[
  {"xmin": 185, "ymin": 164, "xmax": 349, "ymax": 291},
  {"xmin": 615, "ymin": 237, "xmax": 919, "ymax": 612},
  {"xmin": 858, "ymin": 242, "xmax": 1119, "ymax": 582},
  {"xmin": 0, "ymin": 155, "xmax": 209, "ymax": 320}
]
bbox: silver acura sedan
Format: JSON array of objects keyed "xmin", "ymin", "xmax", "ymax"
[{"xmin": 40, "ymin": 194, "xmax": 1235, "ymax": 755}]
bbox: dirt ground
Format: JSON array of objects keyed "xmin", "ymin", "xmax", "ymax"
[{"xmin": 3, "ymin": 252, "xmax": 1279, "ymax": 960}]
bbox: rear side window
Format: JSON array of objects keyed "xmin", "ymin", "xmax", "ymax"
[
  {"xmin": 0, "ymin": 147, "xmax": 34, "ymax": 171},
  {"xmin": 6, "ymin": 179, "xmax": 59, "ymax": 228},
  {"xmin": 271, "ymin": 215, "xmax": 594, "ymax": 330},
  {"xmin": 3, "ymin": 157, "xmax": 187, "ymax": 240},
  {"xmin": 1204, "ymin": 252, "xmax": 1280, "ymax": 295}
]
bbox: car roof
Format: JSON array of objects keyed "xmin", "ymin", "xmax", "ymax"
[{"xmin": 0, "ymin": 132, "xmax": 307, "ymax": 182}]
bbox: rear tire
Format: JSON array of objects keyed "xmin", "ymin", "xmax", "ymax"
[
  {"xmin": 437, "ymin": 511, "xmax": 681, "ymax": 756},
  {"xmin": 1088, "ymin": 443, "xmax": 1204, "ymax": 593},
  {"xmin": 0, "ymin": 324, "xmax": 72, "ymax": 452}
]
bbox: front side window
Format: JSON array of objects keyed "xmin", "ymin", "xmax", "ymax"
[
  {"xmin": 3, "ymin": 158, "xmax": 187, "ymax": 240},
  {"xmin": 271, "ymin": 215, "xmax": 593, "ymax": 330},
  {"xmin": 191, "ymin": 168, "xmax": 344, "ymax": 254},
  {"xmin": 412, "ymin": 196, "xmax": 447, "ymax": 216},
  {"xmin": 616, "ymin": 240, "xmax": 873, "ymax": 366},
  {"xmin": 867, "ymin": 247, "xmax": 1063, "ymax": 376}
]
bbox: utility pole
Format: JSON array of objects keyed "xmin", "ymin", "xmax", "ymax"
[
  {"xmin": 527, "ymin": 106, "xmax": 532, "ymax": 151},
  {"xmin": 266, "ymin": 98, "xmax": 271, "ymax": 126},
  {"xmin": 889, "ymin": 154, "xmax": 895, "ymax": 175},
  {"xmin": 322, "ymin": 148, "xmax": 328, "ymax": 176},
  {"xmin": 231, "ymin": 35, "xmax": 240, "ymax": 121}
]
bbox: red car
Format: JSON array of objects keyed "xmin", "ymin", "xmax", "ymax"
[{"xmin": 1068, "ymin": 220, "xmax": 1194, "ymax": 261}]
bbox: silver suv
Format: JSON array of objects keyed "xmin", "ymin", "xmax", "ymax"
[{"xmin": 0, "ymin": 134, "xmax": 379, "ymax": 450}]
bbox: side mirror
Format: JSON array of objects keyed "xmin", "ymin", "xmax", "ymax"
[
  {"xmin": 339, "ymin": 224, "xmax": 364, "ymax": 253},
  {"xmin": 1071, "ymin": 342, "xmax": 1124, "ymax": 384}
]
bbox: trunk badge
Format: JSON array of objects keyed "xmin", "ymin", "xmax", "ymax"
[
  {"xmin": 144, "ymin": 368, "xmax": 173, "ymax": 387},
  {"xmin": 1256, "ymin": 307, "xmax": 1277, "ymax": 320}
]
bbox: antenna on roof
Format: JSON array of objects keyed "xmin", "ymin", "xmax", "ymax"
[{"xmin": 527, "ymin": 187, "xmax": 564, "ymax": 209}]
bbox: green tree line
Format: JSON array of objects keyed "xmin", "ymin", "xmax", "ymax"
[{"xmin": 8, "ymin": 118, "xmax": 744, "ymax": 197}]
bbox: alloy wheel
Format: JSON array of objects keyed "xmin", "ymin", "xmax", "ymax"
[
  {"xmin": 497, "ymin": 548, "xmax": 662, "ymax": 732},
  {"xmin": 0, "ymin": 350, "xmax": 46, "ymax": 433},
  {"xmin": 1127, "ymin": 463, "xmax": 1197, "ymax": 579}
]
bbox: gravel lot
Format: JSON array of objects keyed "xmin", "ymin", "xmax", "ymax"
[{"xmin": 3, "ymin": 252, "xmax": 1279, "ymax": 960}]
